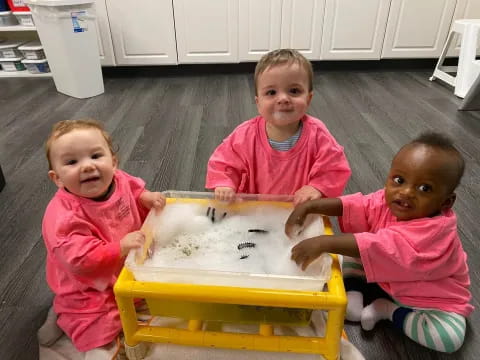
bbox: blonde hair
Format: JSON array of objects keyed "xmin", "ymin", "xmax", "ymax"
[
  {"xmin": 46, "ymin": 119, "xmax": 116, "ymax": 170},
  {"xmin": 254, "ymin": 49, "xmax": 313, "ymax": 95}
]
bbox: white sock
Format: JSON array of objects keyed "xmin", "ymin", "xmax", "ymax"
[
  {"xmin": 345, "ymin": 291, "xmax": 363, "ymax": 322},
  {"xmin": 37, "ymin": 306, "xmax": 64, "ymax": 346},
  {"xmin": 361, "ymin": 298, "xmax": 398, "ymax": 331}
]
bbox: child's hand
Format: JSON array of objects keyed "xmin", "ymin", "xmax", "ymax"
[
  {"xmin": 120, "ymin": 231, "xmax": 145, "ymax": 257},
  {"xmin": 140, "ymin": 191, "xmax": 166, "ymax": 215},
  {"xmin": 285, "ymin": 202, "xmax": 310, "ymax": 238},
  {"xmin": 215, "ymin": 187, "xmax": 235, "ymax": 202},
  {"xmin": 293, "ymin": 185, "xmax": 322, "ymax": 206},
  {"xmin": 291, "ymin": 237, "xmax": 325, "ymax": 271}
]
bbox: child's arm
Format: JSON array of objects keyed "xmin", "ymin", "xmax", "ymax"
[
  {"xmin": 285, "ymin": 198, "xmax": 343, "ymax": 238},
  {"xmin": 306, "ymin": 123, "xmax": 351, "ymax": 198},
  {"xmin": 206, "ymin": 134, "xmax": 247, "ymax": 197},
  {"xmin": 139, "ymin": 190, "xmax": 166, "ymax": 215},
  {"xmin": 291, "ymin": 234, "xmax": 359, "ymax": 270}
]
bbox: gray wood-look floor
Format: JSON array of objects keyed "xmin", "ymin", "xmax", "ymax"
[{"xmin": 0, "ymin": 63, "xmax": 479, "ymax": 360}]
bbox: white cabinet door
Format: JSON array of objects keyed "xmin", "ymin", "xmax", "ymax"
[
  {"xmin": 106, "ymin": 0, "xmax": 177, "ymax": 65},
  {"xmin": 280, "ymin": 0, "xmax": 325, "ymax": 60},
  {"xmin": 382, "ymin": 0, "xmax": 457, "ymax": 58},
  {"xmin": 174, "ymin": 0, "xmax": 239, "ymax": 63},
  {"xmin": 239, "ymin": 0, "xmax": 282, "ymax": 62},
  {"xmin": 95, "ymin": 0, "xmax": 116, "ymax": 66},
  {"xmin": 321, "ymin": 0, "xmax": 390, "ymax": 60},
  {"xmin": 448, "ymin": 0, "xmax": 480, "ymax": 56}
]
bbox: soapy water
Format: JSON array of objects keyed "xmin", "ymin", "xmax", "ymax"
[{"xmin": 143, "ymin": 202, "xmax": 331, "ymax": 278}]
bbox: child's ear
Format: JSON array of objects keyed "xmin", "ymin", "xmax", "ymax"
[
  {"xmin": 307, "ymin": 91, "xmax": 313, "ymax": 106},
  {"xmin": 112, "ymin": 156, "xmax": 118, "ymax": 170},
  {"xmin": 255, "ymin": 96, "xmax": 259, "ymax": 105},
  {"xmin": 48, "ymin": 170, "xmax": 63, "ymax": 189},
  {"xmin": 441, "ymin": 193, "xmax": 456, "ymax": 210}
]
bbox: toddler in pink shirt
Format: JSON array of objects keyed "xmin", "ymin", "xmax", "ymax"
[
  {"xmin": 39, "ymin": 119, "xmax": 165, "ymax": 358},
  {"xmin": 206, "ymin": 49, "xmax": 351, "ymax": 204},
  {"xmin": 285, "ymin": 132, "xmax": 473, "ymax": 353}
]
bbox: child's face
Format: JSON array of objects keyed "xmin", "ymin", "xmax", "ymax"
[
  {"xmin": 385, "ymin": 145, "xmax": 456, "ymax": 221},
  {"xmin": 255, "ymin": 62, "xmax": 313, "ymax": 128},
  {"xmin": 48, "ymin": 128, "xmax": 118, "ymax": 199}
]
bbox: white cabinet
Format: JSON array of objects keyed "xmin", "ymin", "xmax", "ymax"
[
  {"xmin": 238, "ymin": 0, "xmax": 282, "ymax": 62},
  {"xmin": 321, "ymin": 0, "xmax": 390, "ymax": 60},
  {"xmin": 238, "ymin": 0, "xmax": 325, "ymax": 62},
  {"xmin": 94, "ymin": 0, "xmax": 115, "ymax": 66},
  {"xmin": 449, "ymin": 0, "xmax": 480, "ymax": 56},
  {"xmin": 281, "ymin": 0, "xmax": 325, "ymax": 60},
  {"xmin": 174, "ymin": 0, "xmax": 239, "ymax": 64},
  {"xmin": 106, "ymin": 0, "xmax": 177, "ymax": 65},
  {"xmin": 382, "ymin": 0, "xmax": 457, "ymax": 58}
]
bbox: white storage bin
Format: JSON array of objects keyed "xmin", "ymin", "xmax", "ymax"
[
  {"xmin": 0, "ymin": 11, "xmax": 19, "ymax": 26},
  {"xmin": 18, "ymin": 40, "xmax": 45, "ymax": 59},
  {"xmin": 25, "ymin": 0, "xmax": 104, "ymax": 98},
  {"xmin": 0, "ymin": 57, "xmax": 26, "ymax": 71},
  {"xmin": 21, "ymin": 58, "xmax": 49, "ymax": 73},
  {"xmin": 13, "ymin": 11, "xmax": 34, "ymax": 26},
  {"xmin": 0, "ymin": 40, "xmax": 24, "ymax": 58}
]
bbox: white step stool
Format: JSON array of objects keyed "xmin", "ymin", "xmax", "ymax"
[{"xmin": 430, "ymin": 19, "xmax": 480, "ymax": 98}]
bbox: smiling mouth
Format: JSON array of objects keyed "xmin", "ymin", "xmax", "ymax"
[
  {"xmin": 391, "ymin": 199, "xmax": 412, "ymax": 210},
  {"xmin": 81, "ymin": 176, "xmax": 100, "ymax": 184}
]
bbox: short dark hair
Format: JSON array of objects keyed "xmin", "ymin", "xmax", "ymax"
[{"xmin": 409, "ymin": 132, "xmax": 465, "ymax": 190}]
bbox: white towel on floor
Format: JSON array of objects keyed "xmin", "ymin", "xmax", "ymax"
[{"xmin": 39, "ymin": 312, "xmax": 364, "ymax": 360}]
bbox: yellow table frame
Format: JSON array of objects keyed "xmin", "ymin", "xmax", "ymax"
[{"xmin": 115, "ymin": 253, "xmax": 346, "ymax": 360}]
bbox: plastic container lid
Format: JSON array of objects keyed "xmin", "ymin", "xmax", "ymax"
[
  {"xmin": 12, "ymin": 11, "xmax": 32, "ymax": 15},
  {"xmin": 0, "ymin": 57, "xmax": 23, "ymax": 61},
  {"xmin": 0, "ymin": 41, "xmax": 25, "ymax": 49},
  {"xmin": 18, "ymin": 40, "xmax": 42, "ymax": 50},
  {"xmin": 21, "ymin": 58, "xmax": 47, "ymax": 63},
  {"xmin": 24, "ymin": 0, "xmax": 94, "ymax": 6}
]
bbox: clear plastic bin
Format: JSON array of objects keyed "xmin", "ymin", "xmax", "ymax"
[
  {"xmin": 125, "ymin": 191, "xmax": 330, "ymax": 291},
  {"xmin": 13, "ymin": 11, "xmax": 34, "ymax": 26},
  {"xmin": 21, "ymin": 58, "xmax": 49, "ymax": 73},
  {"xmin": 0, "ymin": 11, "xmax": 19, "ymax": 26},
  {"xmin": 18, "ymin": 40, "xmax": 45, "ymax": 59},
  {"xmin": 0, "ymin": 57, "xmax": 25, "ymax": 71}
]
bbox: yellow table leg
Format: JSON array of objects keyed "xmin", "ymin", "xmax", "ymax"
[
  {"xmin": 188, "ymin": 319, "xmax": 203, "ymax": 331},
  {"xmin": 259, "ymin": 324, "xmax": 273, "ymax": 336}
]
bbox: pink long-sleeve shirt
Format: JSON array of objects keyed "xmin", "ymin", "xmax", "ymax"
[
  {"xmin": 206, "ymin": 115, "xmax": 351, "ymax": 197},
  {"xmin": 339, "ymin": 189, "xmax": 473, "ymax": 316},
  {"xmin": 42, "ymin": 170, "xmax": 149, "ymax": 351}
]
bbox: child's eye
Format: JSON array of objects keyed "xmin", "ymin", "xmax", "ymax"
[
  {"xmin": 265, "ymin": 90, "xmax": 276, "ymax": 96},
  {"xmin": 92, "ymin": 153, "xmax": 103, "ymax": 159},
  {"xmin": 393, "ymin": 176, "xmax": 404, "ymax": 184},
  {"xmin": 66, "ymin": 160, "xmax": 77, "ymax": 165},
  {"xmin": 418, "ymin": 184, "xmax": 432, "ymax": 192},
  {"xmin": 290, "ymin": 88, "xmax": 301, "ymax": 94}
]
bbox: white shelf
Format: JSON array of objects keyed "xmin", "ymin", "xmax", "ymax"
[
  {"xmin": 0, "ymin": 25, "xmax": 36, "ymax": 31},
  {"xmin": 0, "ymin": 70, "xmax": 52, "ymax": 78}
]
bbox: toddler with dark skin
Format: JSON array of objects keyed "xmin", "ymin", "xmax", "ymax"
[{"xmin": 285, "ymin": 132, "xmax": 473, "ymax": 353}]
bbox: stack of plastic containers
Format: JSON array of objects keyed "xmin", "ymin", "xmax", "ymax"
[
  {"xmin": 0, "ymin": 39, "xmax": 50, "ymax": 73},
  {"xmin": 0, "ymin": 40, "xmax": 26, "ymax": 71},
  {"xmin": 7, "ymin": 0, "xmax": 34, "ymax": 26},
  {"xmin": 19, "ymin": 40, "xmax": 50, "ymax": 73}
]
